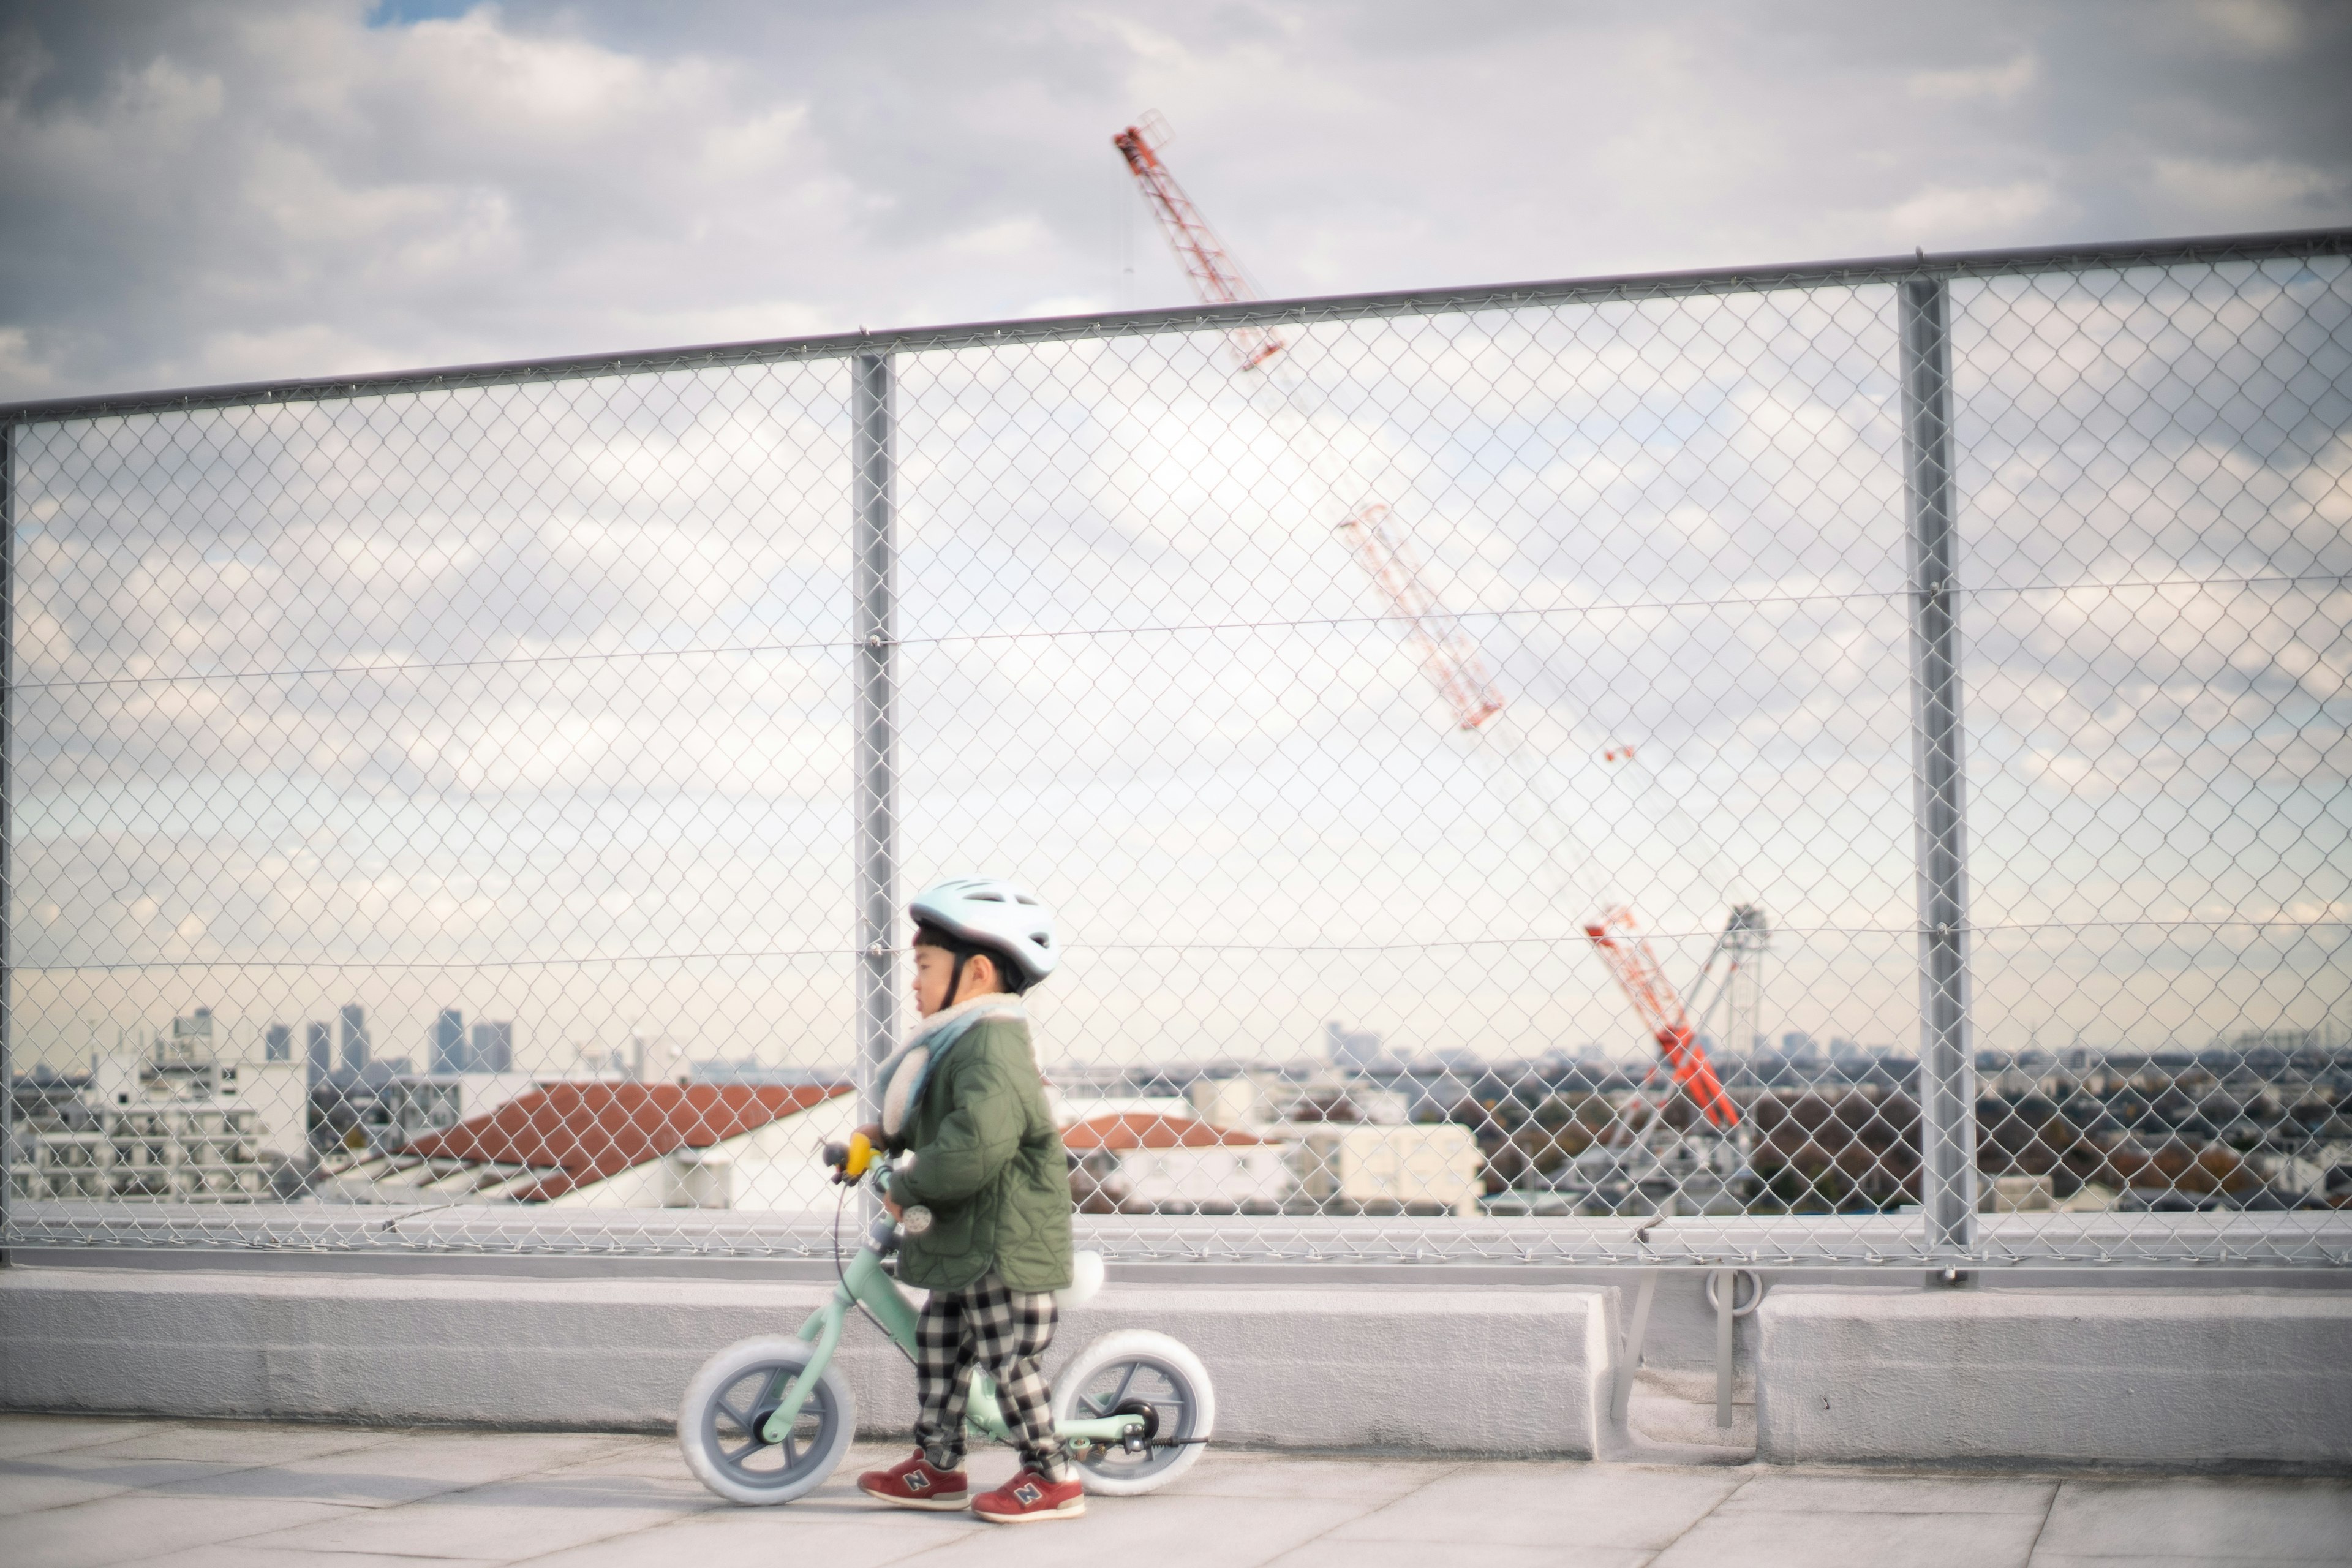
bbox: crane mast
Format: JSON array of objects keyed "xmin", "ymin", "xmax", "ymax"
[{"xmin": 1114, "ymin": 114, "xmax": 1737, "ymax": 1132}]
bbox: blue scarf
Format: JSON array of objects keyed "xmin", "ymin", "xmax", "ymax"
[{"xmin": 876, "ymin": 994, "xmax": 1025, "ymax": 1141}]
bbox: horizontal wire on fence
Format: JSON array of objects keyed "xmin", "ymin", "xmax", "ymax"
[{"xmin": 13, "ymin": 570, "xmax": 2343, "ymax": 697}]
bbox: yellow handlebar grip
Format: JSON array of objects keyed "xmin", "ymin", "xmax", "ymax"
[{"xmin": 843, "ymin": 1131, "xmax": 875, "ymax": 1178}]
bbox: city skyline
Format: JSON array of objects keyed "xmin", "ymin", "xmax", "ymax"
[{"xmin": 29, "ymin": 990, "xmax": 2348, "ymax": 1085}]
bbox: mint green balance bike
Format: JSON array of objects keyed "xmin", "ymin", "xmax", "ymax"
[{"xmin": 678, "ymin": 1141, "xmax": 1216, "ymax": 1505}]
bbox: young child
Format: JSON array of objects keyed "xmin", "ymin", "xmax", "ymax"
[{"xmin": 854, "ymin": 876, "xmax": 1082, "ymax": 1523}]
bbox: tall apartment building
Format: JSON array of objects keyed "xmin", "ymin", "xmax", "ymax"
[
  {"xmin": 471, "ymin": 1021, "xmax": 514, "ymax": 1073},
  {"xmin": 430, "ymin": 1008, "xmax": 467, "ymax": 1075},
  {"xmin": 12, "ymin": 1101, "xmax": 270, "ymax": 1203},
  {"xmin": 340, "ymin": 1004, "xmax": 369, "ymax": 1073},
  {"xmin": 423, "ymin": 1010, "xmax": 512, "ymax": 1074},
  {"xmin": 9, "ymin": 1030, "xmax": 279, "ymax": 1204}
]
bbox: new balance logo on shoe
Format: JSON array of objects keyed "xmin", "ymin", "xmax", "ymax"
[
  {"xmin": 973, "ymin": 1469, "xmax": 1085, "ymax": 1523},
  {"xmin": 856, "ymin": 1451, "xmax": 971, "ymax": 1512}
]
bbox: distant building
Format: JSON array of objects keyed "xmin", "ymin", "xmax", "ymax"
[
  {"xmin": 431, "ymin": 1009, "xmax": 466, "ymax": 1075},
  {"xmin": 1286, "ymin": 1123, "xmax": 1483, "ymax": 1216},
  {"xmin": 1189, "ymin": 1074, "xmax": 1283, "ymax": 1130},
  {"xmin": 314, "ymin": 1071, "xmax": 541, "ymax": 1158},
  {"xmin": 339, "ymin": 1005, "xmax": 369, "ymax": 1073},
  {"xmin": 7, "ymin": 1033, "xmax": 278, "ymax": 1203},
  {"xmin": 1183, "ymin": 1067, "xmax": 1481, "ymax": 1215},
  {"xmin": 9, "ymin": 1100, "xmax": 271, "ymax": 1203},
  {"xmin": 1325, "ymin": 1021, "xmax": 1385, "ymax": 1074},
  {"xmin": 471, "ymin": 1021, "xmax": 514, "ymax": 1073},
  {"xmin": 1190, "ymin": 1071, "xmax": 1407, "ymax": 1130},
  {"xmin": 306, "ymin": 1022, "xmax": 333, "ymax": 1087},
  {"xmin": 1065, "ymin": 1111, "xmax": 1286, "ymax": 1213},
  {"xmin": 218, "ymin": 1023, "xmax": 310, "ymax": 1166},
  {"xmin": 1528, "ymin": 1133, "xmax": 1747, "ymax": 1218}
]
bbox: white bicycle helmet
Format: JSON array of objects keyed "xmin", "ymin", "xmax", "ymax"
[{"xmin": 909, "ymin": 876, "xmax": 1060, "ymax": 988}]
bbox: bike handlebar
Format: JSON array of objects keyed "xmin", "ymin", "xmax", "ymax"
[
  {"xmin": 821, "ymin": 1137, "xmax": 932, "ymax": 1242},
  {"xmin": 821, "ymin": 1131, "xmax": 880, "ymax": 1184}
]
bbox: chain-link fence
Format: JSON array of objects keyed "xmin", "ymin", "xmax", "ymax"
[{"xmin": 3, "ymin": 229, "xmax": 2347, "ymax": 1267}]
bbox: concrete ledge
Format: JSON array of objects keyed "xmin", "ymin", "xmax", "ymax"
[
  {"xmin": 1068, "ymin": 1283, "xmax": 1613, "ymax": 1455},
  {"xmin": 0, "ymin": 1267, "xmax": 1616, "ymax": 1458},
  {"xmin": 1755, "ymin": 1286, "xmax": 2352, "ymax": 1471}
]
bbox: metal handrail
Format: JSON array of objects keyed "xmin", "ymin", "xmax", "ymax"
[{"xmin": 3, "ymin": 226, "xmax": 2346, "ymax": 424}]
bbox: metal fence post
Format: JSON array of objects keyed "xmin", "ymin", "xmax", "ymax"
[
  {"xmin": 1899, "ymin": 277, "xmax": 1978, "ymax": 1256},
  {"xmin": 853, "ymin": 355, "xmax": 899, "ymax": 1147},
  {"xmin": 0, "ymin": 421, "xmax": 12, "ymax": 1266}
]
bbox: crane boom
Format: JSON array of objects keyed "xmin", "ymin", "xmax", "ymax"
[
  {"xmin": 1114, "ymin": 119, "xmax": 1286, "ymax": 371},
  {"xmin": 1336, "ymin": 504, "xmax": 1504, "ymax": 731},
  {"xmin": 1112, "ymin": 115, "xmax": 1736, "ymax": 1128},
  {"xmin": 1582, "ymin": 904, "xmax": 1741, "ymax": 1129}
]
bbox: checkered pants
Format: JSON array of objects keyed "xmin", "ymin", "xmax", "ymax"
[{"xmin": 914, "ymin": 1272, "xmax": 1068, "ymax": 1482}]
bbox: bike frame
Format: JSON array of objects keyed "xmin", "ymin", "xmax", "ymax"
[{"xmin": 758, "ymin": 1207, "xmax": 1147, "ymax": 1452}]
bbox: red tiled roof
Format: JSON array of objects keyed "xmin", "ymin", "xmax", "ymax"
[
  {"xmin": 405, "ymin": 1080, "xmax": 849, "ymax": 1202},
  {"xmin": 1063, "ymin": 1112, "xmax": 1266, "ymax": 1151}
]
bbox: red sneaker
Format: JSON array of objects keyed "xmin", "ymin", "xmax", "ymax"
[
  {"xmin": 856, "ymin": 1450, "xmax": 970, "ymax": 1511},
  {"xmin": 971, "ymin": 1468, "xmax": 1087, "ymax": 1523}
]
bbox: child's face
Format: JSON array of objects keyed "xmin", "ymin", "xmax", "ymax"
[{"xmin": 910, "ymin": 941, "xmax": 1001, "ymax": 1017}]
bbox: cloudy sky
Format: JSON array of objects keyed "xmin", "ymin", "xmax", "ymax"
[
  {"xmin": 2, "ymin": 2, "xmax": 2345, "ymax": 1093},
  {"xmin": 3, "ymin": 0, "xmax": 2349, "ymax": 404}
]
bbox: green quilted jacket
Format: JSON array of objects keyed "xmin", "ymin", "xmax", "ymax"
[{"xmin": 889, "ymin": 1013, "xmax": 1074, "ymax": 1293}]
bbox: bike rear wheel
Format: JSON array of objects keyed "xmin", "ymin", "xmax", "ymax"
[
  {"xmin": 679, "ymin": 1336, "xmax": 858, "ymax": 1505},
  {"xmin": 1052, "ymin": 1330, "xmax": 1215, "ymax": 1496}
]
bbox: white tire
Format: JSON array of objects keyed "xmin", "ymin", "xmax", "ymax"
[
  {"xmin": 1052, "ymin": 1329, "xmax": 1215, "ymax": 1496},
  {"xmin": 678, "ymin": 1335, "xmax": 858, "ymax": 1506}
]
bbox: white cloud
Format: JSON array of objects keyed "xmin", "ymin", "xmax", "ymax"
[
  {"xmin": 0, "ymin": 326, "xmax": 53, "ymax": 391},
  {"xmin": 2188, "ymin": 0, "xmax": 2305, "ymax": 57},
  {"xmin": 1909, "ymin": 54, "xmax": 2038, "ymax": 101},
  {"xmin": 2, "ymin": 1, "xmax": 2346, "ymax": 402},
  {"xmin": 2150, "ymin": 156, "xmax": 2345, "ymax": 225},
  {"xmin": 1885, "ymin": 181, "xmax": 2062, "ymax": 247}
]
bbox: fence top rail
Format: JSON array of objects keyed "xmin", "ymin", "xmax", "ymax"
[{"xmin": 4, "ymin": 226, "xmax": 2348, "ymax": 426}]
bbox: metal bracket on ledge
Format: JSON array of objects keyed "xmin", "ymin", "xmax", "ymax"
[
  {"xmin": 1608, "ymin": 1271, "xmax": 1659, "ymax": 1427},
  {"xmin": 1706, "ymin": 1267, "xmax": 1763, "ymax": 1428}
]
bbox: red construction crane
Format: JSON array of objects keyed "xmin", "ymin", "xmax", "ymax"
[
  {"xmin": 1113, "ymin": 116, "xmax": 1285, "ymax": 371},
  {"xmin": 1117, "ymin": 116, "xmax": 1493, "ymax": 728},
  {"xmin": 1335, "ymin": 504, "xmax": 1504, "ymax": 731},
  {"xmin": 1582, "ymin": 905, "xmax": 1740, "ymax": 1129},
  {"xmin": 1114, "ymin": 115, "xmax": 1735, "ymax": 1129}
]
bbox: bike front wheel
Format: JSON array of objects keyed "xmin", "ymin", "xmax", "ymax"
[
  {"xmin": 1052, "ymin": 1329, "xmax": 1215, "ymax": 1496},
  {"xmin": 678, "ymin": 1335, "xmax": 858, "ymax": 1506}
]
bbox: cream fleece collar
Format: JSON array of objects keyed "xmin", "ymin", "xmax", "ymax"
[{"xmin": 903, "ymin": 991, "xmax": 1024, "ymax": 1052}]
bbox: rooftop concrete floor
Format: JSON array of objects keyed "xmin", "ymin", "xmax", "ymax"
[{"xmin": 4, "ymin": 1414, "xmax": 2348, "ymax": 1568}]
